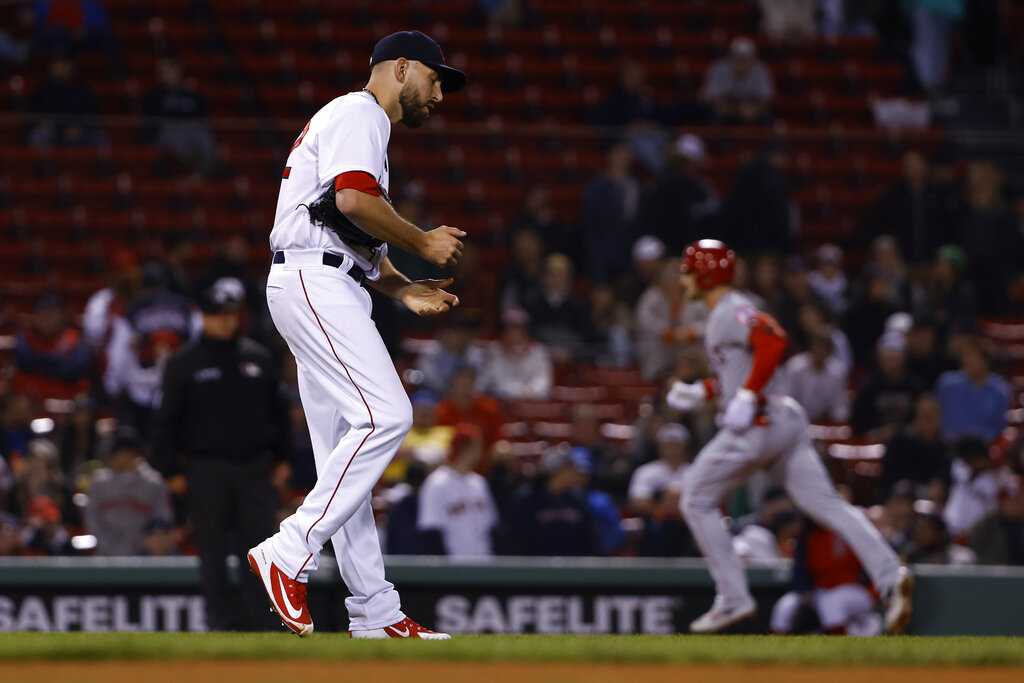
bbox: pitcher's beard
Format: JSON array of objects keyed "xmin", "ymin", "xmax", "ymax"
[{"xmin": 399, "ymin": 88, "xmax": 431, "ymax": 128}]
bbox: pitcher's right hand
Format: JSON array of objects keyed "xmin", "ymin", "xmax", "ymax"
[{"xmin": 420, "ymin": 226, "xmax": 465, "ymax": 268}]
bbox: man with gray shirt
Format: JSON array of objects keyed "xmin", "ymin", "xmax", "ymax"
[{"xmin": 85, "ymin": 429, "xmax": 172, "ymax": 556}]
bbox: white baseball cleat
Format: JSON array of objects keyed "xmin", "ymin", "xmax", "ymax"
[
  {"xmin": 883, "ymin": 565, "xmax": 914, "ymax": 634},
  {"xmin": 689, "ymin": 595, "xmax": 757, "ymax": 634},
  {"xmin": 247, "ymin": 542, "xmax": 314, "ymax": 637},
  {"xmin": 350, "ymin": 616, "xmax": 451, "ymax": 640}
]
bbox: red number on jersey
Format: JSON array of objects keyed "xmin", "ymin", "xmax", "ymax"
[{"xmin": 283, "ymin": 120, "xmax": 311, "ymax": 179}]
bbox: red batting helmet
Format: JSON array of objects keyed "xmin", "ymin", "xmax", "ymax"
[{"xmin": 681, "ymin": 239, "xmax": 736, "ymax": 290}]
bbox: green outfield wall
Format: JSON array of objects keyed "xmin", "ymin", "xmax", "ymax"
[{"xmin": 0, "ymin": 557, "xmax": 1021, "ymax": 635}]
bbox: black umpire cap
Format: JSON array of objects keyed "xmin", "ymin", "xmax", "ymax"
[
  {"xmin": 200, "ymin": 276, "xmax": 246, "ymax": 314},
  {"xmin": 370, "ymin": 31, "xmax": 466, "ymax": 94}
]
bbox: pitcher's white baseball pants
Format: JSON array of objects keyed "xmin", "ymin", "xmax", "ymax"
[{"xmin": 263, "ymin": 249, "xmax": 408, "ymax": 630}]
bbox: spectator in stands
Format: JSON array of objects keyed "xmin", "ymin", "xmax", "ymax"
[
  {"xmin": 395, "ymin": 391, "xmax": 455, "ymax": 471},
  {"xmin": 569, "ymin": 403, "xmax": 625, "ymax": 500},
  {"xmin": 587, "ymin": 283, "xmax": 633, "ymax": 367},
  {"xmin": 782, "ymin": 332, "xmax": 850, "ymax": 424},
  {"xmin": 635, "ymin": 133, "xmax": 720, "ymax": 253},
  {"xmin": 878, "ymin": 482, "xmax": 916, "ymax": 555},
  {"xmin": 27, "ymin": 57, "xmax": 104, "ymax": 147},
  {"xmin": 758, "ymin": 0, "xmax": 817, "ymax": 41},
  {"xmin": 806, "ymin": 244, "xmax": 848, "ymax": 319},
  {"xmin": 104, "ymin": 263, "xmax": 196, "ymax": 436},
  {"xmin": 501, "ymin": 228, "xmax": 545, "ymax": 312},
  {"xmin": 851, "ymin": 332, "xmax": 924, "ymax": 441},
  {"xmin": 201, "ymin": 235, "xmax": 257, "ymax": 316},
  {"xmin": 948, "ymin": 161, "xmax": 1022, "ymax": 315},
  {"xmin": 384, "ymin": 461, "xmax": 429, "ymax": 555},
  {"xmin": 620, "ymin": 235, "xmax": 665, "ymax": 307},
  {"xmin": 417, "ymin": 426, "xmax": 498, "ymax": 557},
  {"xmin": 628, "ymin": 423, "xmax": 694, "ymax": 557},
  {"xmin": 415, "ymin": 316, "xmax": 485, "ymax": 395},
  {"xmin": 509, "ymin": 447, "xmax": 599, "ymax": 556},
  {"xmin": 734, "ymin": 489, "xmax": 801, "ymax": 561},
  {"xmin": 845, "ymin": 274, "xmax": 901, "ymax": 368},
  {"xmin": 142, "ymin": 59, "xmax": 217, "ymax": 174},
  {"xmin": 20, "ymin": 495, "xmax": 72, "ymax": 555},
  {"xmin": 0, "ymin": 451, "xmax": 13, "ymax": 513},
  {"xmin": 936, "ymin": 341, "xmax": 1011, "ymax": 442},
  {"xmin": 720, "ymin": 144, "xmax": 793, "ymax": 254},
  {"xmin": 970, "ymin": 482, "xmax": 1024, "ymax": 565},
  {"xmin": 0, "ymin": 394, "xmax": 33, "ymax": 460},
  {"xmin": 905, "ymin": 0, "xmax": 964, "ymax": 93},
  {"xmin": 33, "ymin": 0, "xmax": 113, "ymax": 57},
  {"xmin": 520, "ymin": 187, "xmax": 574, "ymax": 263},
  {"xmin": 863, "ymin": 150, "xmax": 946, "ymax": 265},
  {"xmin": 436, "ymin": 365, "xmax": 505, "ymax": 451},
  {"xmin": 635, "ymin": 259, "xmax": 706, "ymax": 380},
  {"xmin": 907, "ymin": 509, "xmax": 976, "ymax": 564},
  {"xmin": 593, "ymin": 59, "xmax": 660, "ymax": 127},
  {"xmin": 750, "ymin": 253, "xmax": 785, "ymax": 316},
  {"xmin": 903, "ymin": 315, "xmax": 948, "ymax": 388},
  {"xmin": 140, "ymin": 519, "xmax": 180, "ymax": 556},
  {"xmin": 944, "ymin": 437, "xmax": 1018, "ymax": 539},
  {"xmin": 793, "ymin": 302, "xmax": 852, "ymax": 373},
  {"xmin": 83, "ymin": 249, "xmax": 142, "ymax": 353},
  {"xmin": 14, "ymin": 438, "xmax": 66, "ymax": 515},
  {"xmin": 523, "ymin": 253, "xmax": 592, "ymax": 362},
  {"xmin": 478, "ymin": 309, "xmax": 553, "ymax": 401},
  {"xmin": 702, "ymin": 37, "xmax": 775, "ymax": 124},
  {"xmin": 580, "ymin": 142, "xmax": 640, "ymax": 283},
  {"xmin": 880, "ymin": 394, "xmax": 951, "ymax": 502},
  {"xmin": 13, "ymin": 294, "xmax": 91, "ymax": 402},
  {"xmin": 85, "ymin": 429, "xmax": 172, "ymax": 556},
  {"xmin": 911, "ymin": 246, "xmax": 976, "ymax": 339},
  {"xmin": 0, "ymin": 512, "xmax": 23, "ymax": 556}
]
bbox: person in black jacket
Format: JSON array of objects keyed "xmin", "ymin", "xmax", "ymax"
[{"xmin": 153, "ymin": 277, "xmax": 290, "ymax": 630}]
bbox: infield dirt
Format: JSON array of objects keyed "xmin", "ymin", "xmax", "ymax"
[{"xmin": 1, "ymin": 661, "xmax": 1020, "ymax": 683}]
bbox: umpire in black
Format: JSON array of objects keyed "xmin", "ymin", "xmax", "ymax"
[{"xmin": 153, "ymin": 277, "xmax": 290, "ymax": 630}]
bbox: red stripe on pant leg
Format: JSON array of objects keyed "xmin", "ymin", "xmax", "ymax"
[{"xmin": 294, "ymin": 269, "xmax": 377, "ymax": 578}]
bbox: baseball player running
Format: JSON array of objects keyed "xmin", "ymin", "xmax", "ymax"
[
  {"xmin": 247, "ymin": 31, "xmax": 466, "ymax": 639},
  {"xmin": 667, "ymin": 239, "xmax": 914, "ymax": 634}
]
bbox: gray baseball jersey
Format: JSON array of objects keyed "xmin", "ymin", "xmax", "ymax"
[
  {"xmin": 681, "ymin": 289, "xmax": 901, "ymax": 609},
  {"xmin": 703, "ymin": 291, "xmax": 784, "ymax": 407}
]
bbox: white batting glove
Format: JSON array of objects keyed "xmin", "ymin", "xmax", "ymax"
[
  {"xmin": 666, "ymin": 381, "xmax": 707, "ymax": 413},
  {"xmin": 720, "ymin": 388, "xmax": 758, "ymax": 432}
]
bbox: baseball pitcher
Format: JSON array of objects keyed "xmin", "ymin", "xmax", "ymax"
[
  {"xmin": 668, "ymin": 239, "xmax": 914, "ymax": 634},
  {"xmin": 247, "ymin": 31, "xmax": 466, "ymax": 639}
]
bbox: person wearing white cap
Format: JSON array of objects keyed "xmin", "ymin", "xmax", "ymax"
[
  {"xmin": 635, "ymin": 133, "xmax": 720, "ymax": 253},
  {"xmin": 702, "ymin": 37, "xmax": 774, "ymax": 123},
  {"xmin": 628, "ymin": 423, "xmax": 695, "ymax": 557},
  {"xmin": 807, "ymin": 244, "xmax": 848, "ymax": 318},
  {"xmin": 628, "ymin": 423, "xmax": 691, "ymax": 515},
  {"xmin": 850, "ymin": 331, "xmax": 925, "ymax": 441}
]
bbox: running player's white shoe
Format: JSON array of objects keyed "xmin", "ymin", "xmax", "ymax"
[
  {"xmin": 350, "ymin": 616, "xmax": 451, "ymax": 640},
  {"xmin": 689, "ymin": 595, "xmax": 757, "ymax": 633},
  {"xmin": 883, "ymin": 565, "xmax": 914, "ymax": 634}
]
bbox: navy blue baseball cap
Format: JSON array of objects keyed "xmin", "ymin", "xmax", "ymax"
[{"xmin": 370, "ymin": 30, "xmax": 466, "ymax": 94}]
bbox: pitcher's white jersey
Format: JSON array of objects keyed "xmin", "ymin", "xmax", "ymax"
[{"xmin": 269, "ymin": 90, "xmax": 390, "ymax": 279}]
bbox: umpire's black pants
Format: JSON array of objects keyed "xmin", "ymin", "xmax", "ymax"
[{"xmin": 187, "ymin": 456, "xmax": 278, "ymax": 631}]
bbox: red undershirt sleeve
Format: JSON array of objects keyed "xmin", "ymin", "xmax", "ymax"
[
  {"xmin": 334, "ymin": 171, "xmax": 382, "ymax": 196},
  {"xmin": 744, "ymin": 313, "xmax": 788, "ymax": 394}
]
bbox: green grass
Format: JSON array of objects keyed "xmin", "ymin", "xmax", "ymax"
[{"xmin": 0, "ymin": 634, "xmax": 1022, "ymax": 667}]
